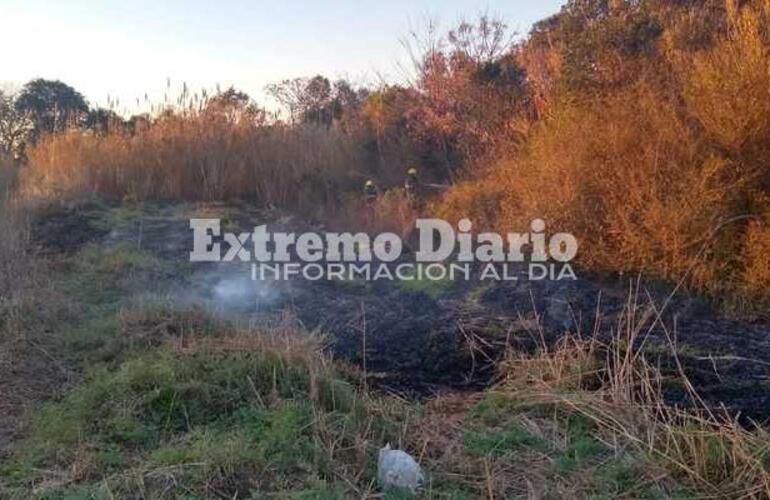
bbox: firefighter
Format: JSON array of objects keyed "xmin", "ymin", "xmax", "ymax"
[
  {"xmin": 362, "ymin": 180, "xmax": 379, "ymax": 224},
  {"xmin": 363, "ymin": 180, "xmax": 378, "ymax": 207},
  {"xmin": 404, "ymin": 167, "xmax": 420, "ymax": 208}
]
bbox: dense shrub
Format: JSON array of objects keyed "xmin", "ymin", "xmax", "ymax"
[{"xmin": 437, "ymin": 0, "xmax": 770, "ymax": 314}]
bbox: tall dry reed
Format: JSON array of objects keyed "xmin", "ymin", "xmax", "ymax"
[{"xmin": 22, "ymin": 109, "xmax": 367, "ymax": 214}]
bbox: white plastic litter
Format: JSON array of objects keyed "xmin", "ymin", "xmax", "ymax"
[{"xmin": 377, "ymin": 444, "xmax": 424, "ymax": 493}]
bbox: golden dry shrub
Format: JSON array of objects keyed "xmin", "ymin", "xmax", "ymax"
[
  {"xmin": 679, "ymin": 0, "xmax": 770, "ymax": 152},
  {"xmin": 740, "ymin": 217, "xmax": 770, "ymax": 303},
  {"xmin": 439, "ymin": 78, "xmax": 754, "ymax": 298},
  {"xmin": 432, "ymin": 1, "xmax": 770, "ymax": 312},
  {"xmin": 431, "ymin": 174, "xmax": 506, "ymax": 230}
]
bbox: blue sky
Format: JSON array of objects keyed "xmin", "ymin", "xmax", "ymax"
[{"xmin": 0, "ymin": 0, "xmax": 565, "ymax": 113}]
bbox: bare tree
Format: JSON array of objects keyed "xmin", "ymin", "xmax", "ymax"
[
  {"xmin": 0, "ymin": 90, "xmax": 32, "ymax": 160},
  {"xmin": 266, "ymin": 76, "xmax": 362, "ymax": 126},
  {"xmin": 265, "ymin": 77, "xmax": 311, "ymax": 123},
  {"xmin": 447, "ymin": 16, "xmax": 512, "ymax": 64}
]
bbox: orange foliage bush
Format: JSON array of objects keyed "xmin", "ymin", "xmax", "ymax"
[{"xmin": 437, "ymin": 1, "xmax": 770, "ymax": 315}]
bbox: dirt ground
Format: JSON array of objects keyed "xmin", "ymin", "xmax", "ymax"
[{"xmin": 27, "ymin": 201, "xmax": 770, "ymax": 422}]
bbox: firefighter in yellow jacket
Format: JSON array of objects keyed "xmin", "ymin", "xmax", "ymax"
[
  {"xmin": 363, "ymin": 180, "xmax": 378, "ymax": 207},
  {"xmin": 404, "ymin": 167, "xmax": 420, "ymax": 209}
]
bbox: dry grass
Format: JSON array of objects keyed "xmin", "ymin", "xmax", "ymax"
[
  {"xmin": 409, "ymin": 283, "xmax": 770, "ymax": 498},
  {"xmin": 325, "ymin": 188, "xmax": 419, "ymax": 241},
  {"xmin": 0, "ymin": 169, "xmax": 59, "ymax": 457},
  {"xmin": 0, "ymin": 154, "xmax": 36, "ymax": 320},
  {"xmin": 502, "ymin": 299, "xmax": 770, "ymax": 497},
  {"xmin": 0, "ymin": 155, "xmax": 17, "ymax": 206},
  {"xmin": 21, "ymin": 109, "xmax": 367, "ymax": 214}
]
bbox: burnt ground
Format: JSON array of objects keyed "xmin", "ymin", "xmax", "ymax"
[
  {"xmin": 275, "ymin": 270, "xmax": 770, "ymax": 422},
  {"xmin": 26, "ymin": 201, "xmax": 770, "ymax": 422},
  {"xmin": 480, "ymin": 277, "xmax": 770, "ymax": 421},
  {"xmin": 30, "ymin": 201, "xmax": 111, "ymax": 254}
]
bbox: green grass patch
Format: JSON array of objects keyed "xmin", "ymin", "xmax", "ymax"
[
  {"xmin": 591, "ymin": 454, "xmax": 671, "ymax": 499},
  {"xmin": 463, "ymin": 423, "xmax": 550, "ymax": 457},
  {"xmin": 2, "ymin": 338, "xmax": 411, "ymax": 497},
  {"xmin": 464, "ymin": 282, "xmax": 492, "ymax": 306},
  {"xmin": 467, "ymin": 392, "xmax": 523, "ymax": 426},
  {"xmin": 47, "ymin": 242, "xmax": 179, "ymax": 366},
  {"xmin": 396, "ymin": 267, "xmax": 454, "ymax": 299},
  {"xmin": 553, "ymin": 414, "xmax": 605, "ymax": 472}
]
